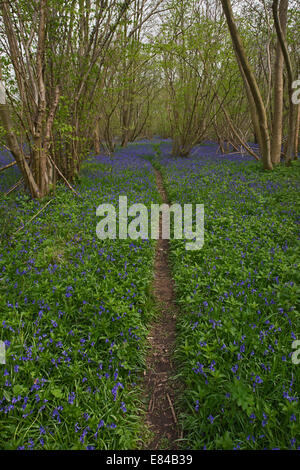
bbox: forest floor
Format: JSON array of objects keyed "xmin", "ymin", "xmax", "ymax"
[{"xmin": 0, "ymin": 140, "xmax": 299, "ymax": 450}]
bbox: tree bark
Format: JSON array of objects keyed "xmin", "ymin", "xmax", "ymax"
[
  {"xmin": 0, "ymin": 61, "xmax": 40, "ymax": 197},
  {"xmin": 271, "ymin": 0, "xmax": 288, "ymax": 165},
  {"xmin": 221, "ymin": 0, "xmax": 273, "ymax": 170},
  {"xmin": 94, "ymin": 119, "xmax": 101, "ymax": 154},
  {"xmin": 294, "ymin": 103, "xmax": 300, "ymax": 158},
  {"xmin": 272, "ymin": 0, "xmax": 295, "ymax": 165}
]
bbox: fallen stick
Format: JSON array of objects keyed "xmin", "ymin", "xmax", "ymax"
[
  {"xmin": 148, "ymin": 396, "xmax": 153, "ymax": 412},
  {"xmin": 4, "ymin": 177, "xmax": 23, "ymax": 196},
  {"xmin": 150, "ymin": 392, "xmax": 155, "ymax": 413},
  {"xmin": 13, "ymin": 199, "xmax": 53, "ymax": 235},
  {"xmin": 215, "ymin": 96, "xmax": 260, "ymax": 161},
  {"xmin": 151, "ymin": 396, "xmax": 155, "ymax": 413},
  {"xmin": 47, "ymin": 155, "xmax": 81, "ymax": 197},
  {"xmin": 0, "ymin": 152, "xmax": 31, "ymax": 174},
  {"xmin": 217, "ymin": 151, "xmax": 243, "ymax": 156},
  {"xmin": 147, "ymin": 387, "xmax": 154, "ymax": 412},
  {"xmin": 0, "ymin": 160, "xmax": 17, "ymax": 173},
  {"xmin": 166, "ymin": 393, "xmax": 177, "ymax": 424}
]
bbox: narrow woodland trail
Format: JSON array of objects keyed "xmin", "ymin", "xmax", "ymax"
[{"xmin": 143, "ymin": 168, "xmax": 182, "ymax": 450}]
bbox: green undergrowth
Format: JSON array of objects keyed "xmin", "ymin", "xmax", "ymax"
[
  {"xmin": 157, "ymin": 157, "xmax": 300, "ymax": 450},
  {"xmin": 0, "ymin": 155, "xmax": 159, "ymax": 450}
]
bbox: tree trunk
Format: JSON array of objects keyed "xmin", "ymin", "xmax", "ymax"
[
  {"xmin": 0, "ymin": 99, "xmax": 40, "ymax": 197},
  {"xmin": 235, "ymin": 54, "xmax": 264, "ymax": 153},
  {"xmin": 271, "ymin": 0, "xmax": 288, "ymax": 166},
  {"xmin": 0, "ymin": 63, "xmax": 40, "ymax": 197},
  {"xmin": 294, "ymin": 103, "xmax": 300, "ymax": 158},
  {"xmin": 94, "ymin": 119, "xmax": 101, "ymax": 154},
  {"xmin": 272, "ymin": 0, "xmax": 295, "ymax": 166},
  {"xmin": 221, "ymin": 0, "xmax": 273, "ymax": 170}
]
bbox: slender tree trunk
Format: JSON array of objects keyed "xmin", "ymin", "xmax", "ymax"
[
  {"xmin": 0, "ymin": 98, "xmax": 39, "ymax": 197},
  {"xmin": 272, "ymin": 0, "xmax": 295, "ymax": 166},
  {"xmin": 236, "ymin": 54, "xmax": 264, "ymax": 153},
  {"xmin": 94, "ymin": 119, "xmax": 101, "ymax": 154},
  {"xmin": 271, "ymin": 0, "xmax": 288, "ymax": 165},
  {"xmin": 172, "ymin": 136, "xmax": 181, "ymax": 156},
  {"xmin": 294, "ymin": 103, "xmax": 300, "ymax": 158},
  {"xmin": 0, "ymin": 61, "xmax": 40, "ymax": 197},
  {"xmin": 221, "ymin": 0, "xmax": 273, "ymax": 170}
]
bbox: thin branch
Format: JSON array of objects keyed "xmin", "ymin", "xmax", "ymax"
[
  {"xmin": 0, "ymin": 160, "xmax": 17, "ymax": 173},
  {"xmin": 47, "ymin": 154, "xmax": 81, "ymax": 197},
  {"xmin": 166, "ymin": 393, "xmax": 178, "ymax": 425},
  {"xmin": 4, "ymin": 177, "xmax": 23, "ymax": 196},
  {"xmin": 13, "ymin": 198, "xmax": 53, "ymax": 235},
  {"xmin": 219, "ymin": 101, "xmax": 260, "ymax": 160}
]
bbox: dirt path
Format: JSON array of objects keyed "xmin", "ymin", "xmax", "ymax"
[{"xmin": 143, "ymin": 168, "xmax": 181, "ymax": 450}]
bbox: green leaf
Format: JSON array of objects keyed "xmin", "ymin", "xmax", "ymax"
[{"xmin": 50, "ymin": 388, "xmax": 63, "ymax": 399}]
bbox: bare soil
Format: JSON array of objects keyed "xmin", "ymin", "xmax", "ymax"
[{"xmin": 142, "ymin": 169, "xmax": 182, "ymax": 450}]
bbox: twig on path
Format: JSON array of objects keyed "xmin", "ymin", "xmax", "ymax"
[
  {"xmin": 149, "ymin": 392, "xmax": 156, "ymax": 413},
  {"xmin": 151, "ymin": 395, "xmax": 155, "ymax": 413},
  {"xmin": 148, "ymin": 396, "xmax": 153, "ymax": 412},
  {"xmin": 166, "ymin": 393, "xmax": 178, "ymax": 424},
  {"xmin": 13, "ymin": 199, "xmax": 53, "ymax": 235}
]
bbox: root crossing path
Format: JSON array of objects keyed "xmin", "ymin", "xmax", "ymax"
[{"xmin": 143, "ymin": 168, "xmax": 181, "ymax": 450}]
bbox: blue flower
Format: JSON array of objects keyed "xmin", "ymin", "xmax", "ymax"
[
  {"xmin": 68, "ymin": 392, "xmax": 75, "ymax": 405},
  {"xmin": 208, "ymin": 414, "xmax": 215, "ymax": 424}
]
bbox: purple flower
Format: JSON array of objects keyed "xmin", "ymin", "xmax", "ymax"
[
  {"xmin": 120, "ymin": 402, "xmax": 127, "ymax": 412},
  {"xmin": 80, "ymin": 427, "xmax": 90, "ymax": 444},
  {"xmin": 111, "ymin": 382, "xmax": 124, "ymax": 401},
  {"xmin": 75, "ymin": 422, "xmax": 80, "ymax": 433},
  {"xmin": 290, "ymin": 438, "xmax": 296, "ymax": 447},
  {"xmin": 52, "ymin": 408, "xmax": 62, "ymax": 423},
  {"xmin": 39, "ymin": 426, "xmax": 46, "ymax": 435},
  {"xmin": 262, "ymin": 413, "xmax": 268, "ymax": 427},
  {"xmin": 68, "ymin": 392, "xmax": 75, "ymax": 405}
]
